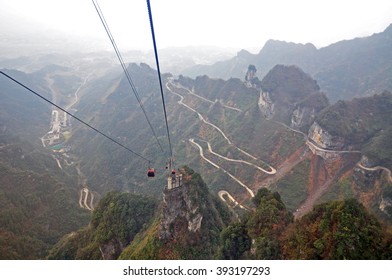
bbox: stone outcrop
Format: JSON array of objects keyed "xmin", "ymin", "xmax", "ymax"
[
  {"xmin": 158, "ymin": 168, "xmax": 231, "ymax": 246},
  {"xmin": 258, "ymin": 90, "xmax": 274, "ymax": 119},
  {"xmin": 308, "ymin": 122, "xmax": 345, "ymax": 150},
  {"xmin": 244, "ymin": 64, "xmax": 259, "ymax": 88},
  {"xmin": 291, "ymin": 106, "xmax": 315, "ymax": 130},
  {"xmin": 159, "ymin": 184, "xmax": 204, "ymax": 241},
  {"xmin": 257, "ymin": 65, "xmax": 328, "ymax": 130}
]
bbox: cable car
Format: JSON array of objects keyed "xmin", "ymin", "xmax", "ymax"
[{"xmin": 147, "ymin": 168, "xmax": 155, "ymax": 177}]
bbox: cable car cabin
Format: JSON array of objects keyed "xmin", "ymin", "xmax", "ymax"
[
  {"xmin": 171, "ymin": 169, "xmax": 176, "ymax": 175},
  {"xmin": 147, "ymin": 168, "xmax": 155, "ymax": 177}
]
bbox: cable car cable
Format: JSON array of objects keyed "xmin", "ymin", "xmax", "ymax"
[
  {"xmin": 92, "ymin": 0, "xmax": 165, "ymax": 153},
  {"xmin": 146, "ymin": 0, "xmax": 173, "ymax": 159},
  {"xmin": 0, "ymin": 70, "xmax": 151, "ymax": 163}
]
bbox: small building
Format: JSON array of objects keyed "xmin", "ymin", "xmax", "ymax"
[{"xmin": 167, "ymin": 173, "xmax": 183, "ymax": 190}]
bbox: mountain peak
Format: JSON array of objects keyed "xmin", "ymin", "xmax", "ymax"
[
  {"xmin": 260, "ymin": 40, "xmax": 317, "ymax": 54},
  {"xmin": 237, "ymin": 49, "xmax": 253, "ymax": 59}
]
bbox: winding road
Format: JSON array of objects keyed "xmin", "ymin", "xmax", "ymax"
[
  {"xmin": 190, "ymin": 138, "xmax": 255, "ymax": 197},
  {"xmin": 196, "ymin": 138, "xmax": 276, "ymax": 174},
  {"xmin": 173, "ymin": 82, "xmax": 242, "ymax": 112},
  {"xmin": 65, "ymin": 73, "xmax": 92, "ymax": 111},
  {"xmin": 79, "ymin": 187, "xmax": 94, "ymax": 211},
  {"xmin": 167, "ymin": 81, "xmax": 275, "ymax": 172},
  {"xmin": 166, "ymin": 80, "xmax": 280, "ymax": 202},
  {"xmin": 167, "ymin": 78, "xmax": 388, "ymax": 218},
  {"xmin": 357, "ymin": 163, "xmax": 392, "ymax": 183},
  {"xmin": 218, "ymin": 190, "xmax": 248, "ymax": 210},
  {"xmin": 41, "ymin": 73, "xmax": 96, "ymax": 211}
]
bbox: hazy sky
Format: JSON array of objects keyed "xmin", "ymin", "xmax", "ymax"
[{"xmin": 1, "ymin": 0, "xmax": 392, "ymax": 52}]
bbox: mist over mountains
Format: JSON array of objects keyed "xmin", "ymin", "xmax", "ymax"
[
  {"xmin": 183, "ymin": 24, "xmax": 392, "ymax": 103},
  {"xmin": 1, "ymin": 22, "xmax": 392, "ymax": 259}
]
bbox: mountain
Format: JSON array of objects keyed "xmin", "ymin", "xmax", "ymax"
[
  {"xmin": 49, "ymin": 182, "xmax": 392, "ymax": 260},
  {"xmin": 218, "ymin": 188, "xmax": 391, "ymax": 260},
  {"xmin": 312, "ymin": 91, "xmax": 392, "ymax": 155},
  {"xmin": 119, "ymin": 167, "xmax": 231, "ymax": 259},
  {"xmin": 183, "ymin": 24, "xmax": 392, "ymax": 102},
  {"xmin": 49, "ymin": 167, "xmax": 232, "ymax": 260},
  {"xmin": 304, "ymin": 91, "xmax": 392, "ymax": 223},
  {"xmin": 0, "ymin": 70, "xmax": 91, "ymax": 259},
  {"xmin": 218, "ymin": 188, "xmax": 293, "ymax": 260},
  {"xmin": 2, "ymin": 46, "xmax": 392, "ymax": 259},
  {"xmin": 48, "ymin": 191, "xmax": 157, "ymax": 260},
  {"xmin": 259, "ymin": 64, "xmax": 329, "ymax": 131},
  {"xmin": 281, "ymin": 198, "xmax": 392, "ymax": 259},
  {"xmin": 71, "ymin": 62, "xmax": 392, "ymax": 225}
]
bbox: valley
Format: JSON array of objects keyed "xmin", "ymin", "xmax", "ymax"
[
  {"xmin": 40, "ymin": 71, "xmax": 97, "ymax": 212},
  {"xmin": 166, "ymin": 77, "xmax": 329, "ymax": 216},
  {"xmin": 1, "ymin": 24, "xmax": 392, "ymax": 259},
  {"xmin": 166, "ymin": 79, "xmax": 281, "ymax": 203}
]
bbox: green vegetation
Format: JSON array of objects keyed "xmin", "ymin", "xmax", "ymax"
[
  {"xmin": 260, "ymin": 65, "xmax": 327, "ymax": 128},
  {"xmin": 120, "ymin": 167, "xmax": 232, "ymax": 260},
  {"xmin": 245, "ymin": 189, "xmax": 293, "ymax": 259},
  {"xmin": 270, "ymin": 159, "xmax": 310, "ymax": 211},
  {"xmin": 363, "ymin": 127, "xmax": 392, "ymax": 170},
  {"xmin": 316, "ymin": 91, "xmax": 392, "ymax": 147},
  {"xmin": 218, "ymin": 223, "xmax": 251, "ymax": 260},
  {"xmin": 217, "ymin": 188, "xmax": 293, "ymax": 260},
  {"xmin": 318, "ymin": 177, "xmax": 355, "ymax": 203},
  {"xmin": 3, "ymin": 53, "xmax": 392, "ymax": 261},
  {"xmin": 281, "ymin": 199, "xmax": 392, "ymax": 259},
  {"xmin": 217, "ymin": 188, "xmax": 392, "ymax": 260},
  {"xmin": 0, "ymin": 157, "xmax": 90, "ymax": 259},
  {"xmin": 48, "ymin": 191, "xmax": 156, "ymax": 259}
]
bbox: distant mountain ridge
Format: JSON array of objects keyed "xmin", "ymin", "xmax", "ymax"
[
  {"xmin": 182, "ymin": 24, "xmax": 392, "ymax": 102},
  {"xmin": 2, "ymin": 43, "xmax": 392, "ymax": 259}
]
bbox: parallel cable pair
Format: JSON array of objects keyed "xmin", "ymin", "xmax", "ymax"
[
  {"xmin": 1, "ymin": 1, "xmax": 173, "ymax": 169},
  {"xmin": 92, "ymin": 0, "xmax": 165, "ymax": 154},
  {"xmin": 93, "ymin": 0, "xmax": 174, "ymax": 161}
]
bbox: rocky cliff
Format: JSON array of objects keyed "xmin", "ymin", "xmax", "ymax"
[
  {"xmin": 308, "ymin": 122, "xmax": 345, "ymax": 150},
  {"xmin": 159, "ymin": 179, "xmax": 204, "ymax": 241},
  {"xmin": 258, "ymin": 65, "xmax": 328, "ymax": 131},
  {"xmin": 314, "ymin": 91, "xmax": 392, "ymax": 154},
  {"xmin": 119, "ymin": 167, "xmax": 232, "ymax": 259}
]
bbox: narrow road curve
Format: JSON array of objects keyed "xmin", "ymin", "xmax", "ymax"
[
  {"xmin": 218, "ymin": 190, "xmax": 248, "ymax": 210},
  {"xmin": 79, "ymin": 187, "xmax": 93, "ymax": 211},
  {"xmin": 357, "ymin": 163, "xmax": 392, "ymax": 183},
  {"xmin": 172, "ymin": 82, "xmax": 242, "ymax": 112},
  {"xmin": 190, "ymin": 138, "xmax": 255, "ymax": 197},
  {"xmin": 66, "ymin": 73, "xmax": 92, "ymax": 111},
  {"xmin": 167, "ymin": 81, "xmax": 275, "ymax": 172},
  {"xmin": 273, "ymin": 119, "xmax": 362, "ymax": 155},
  {"xmin": 306, "ymin": 139, "xmax": 361, "ymax": 154},
  {"xmin": 197, "ymin": 138, "xmax": 276, "ymax": 175}
]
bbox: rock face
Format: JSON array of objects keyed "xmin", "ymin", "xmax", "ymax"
[
  {"xmin": 258, "ymin": 90, "xmax": 274, "ymax": 119},
  {"xmin": 308, "ymin": 122, "xmax": 345, "ymax": 150},
  {"xmin": 291, "ymin": 106, "xmax": 315, "ymax": 129},
  {"xmin": 159, "ymin": 184, "xmax": 204, "ymax": 241},
  {"xmin": 155, "ymin": 167, "xmax": 231, "ymax": 259},
  {"xmin": 258, "ymin": 65, "xmax": 328, "ymax": 131},
  {"xmin": 244, "ymin": 64, "xmax": 260, "ymax": 88}
]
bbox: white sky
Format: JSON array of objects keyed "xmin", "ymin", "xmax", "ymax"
[{"xmin": 1, "ymin": 0, "xmax": 392, "ymax": 52}]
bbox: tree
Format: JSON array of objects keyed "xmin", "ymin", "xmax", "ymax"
[{"xmin": 218, "ymin": 223, "xmax": 251, "ymax": 260}]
